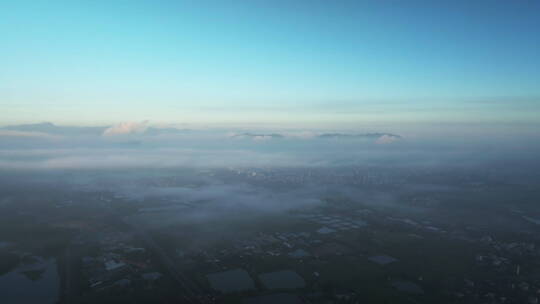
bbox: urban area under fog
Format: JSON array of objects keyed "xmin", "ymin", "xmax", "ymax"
[{"xmin": 1, "ymin": 122, "xmax": 540, "ymax": 304}]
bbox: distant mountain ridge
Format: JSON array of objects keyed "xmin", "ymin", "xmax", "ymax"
[
  {"xmin": 1, "ymin": 122, "xmax": 189, "ymax": 136},
  {"xmin": 3, "ymin": 122, "xmax": 107, "ymax": 136},
  {"xmin": 231, "ymin": 133, "xmax": 285, "ymax": 139},
  {"xmin": 317, "ymin": 133, "xmax": 401, "ymax": 139},
  {"xmin": 230, "ymin": 131, "xmax": 402, "ymax": 142},
  {"xmin": 1, "ymin": 123, "xmax": 401, "ymax": 141}
]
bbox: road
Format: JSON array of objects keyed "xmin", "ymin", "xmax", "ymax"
[
  {"xmin": 59, "ymin": 244, "xmax": 81, "ymax": 304},
  {"xmin": 123, "ymin": 218, "xmax": 205, "ymax": 303}
]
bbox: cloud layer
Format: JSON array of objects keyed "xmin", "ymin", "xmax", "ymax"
[
  {"xmin": 1, "ymin": 122, "xmax": 539, "ymax": 171},
  {"xmin": 103, "ymin": 121, "xmax": 149, "ymax": 136}
]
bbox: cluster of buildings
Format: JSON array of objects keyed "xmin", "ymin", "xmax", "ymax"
[
  {"xmin": 158, "ymin": 208, "xmax": 429, "ymax": 302},
  {"xmin": 80, "ymin": 232, "xmax": 163, "ymax": 294},
  {"xmin": 229, "ymin": 167, "xmax": 404, "ymax": 187},
  {"xmin": 454, "ymin": 235, "xmax": 540, "ymax": 304}
]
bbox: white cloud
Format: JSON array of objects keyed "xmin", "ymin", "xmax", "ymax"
[{"xmin": 103, "ymin": 121, "xmax": 149, "ymax": 136}]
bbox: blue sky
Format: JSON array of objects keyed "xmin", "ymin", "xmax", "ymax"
[{"xmin": 1, "ymin": 0, "xmax": 539, "ymax": 126}]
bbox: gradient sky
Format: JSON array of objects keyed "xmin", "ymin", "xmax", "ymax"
[{"xmin": 1, "ymin": 0, "xmax": 539, "ymax": 126}]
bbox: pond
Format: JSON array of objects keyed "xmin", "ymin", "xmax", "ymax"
[{"xmin": 0, "ymin": 257, "xmax": 59, "ymax": 304}]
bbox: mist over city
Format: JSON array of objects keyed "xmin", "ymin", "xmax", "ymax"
[{"xmin": 1, "ymin": 1, "xmax": 540, "ymax": 304}]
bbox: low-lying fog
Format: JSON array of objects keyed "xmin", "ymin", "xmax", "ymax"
[
  {"xmin": 2, "ymin": 122, "xmax": 540, "ymax": 303},
  {"xmin": 1, "ymin": 121, "xmax": 539, "ymax": 227}
]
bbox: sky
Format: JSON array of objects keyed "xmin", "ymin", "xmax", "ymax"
[{"xmin": 1, "ymin": 0, "xmax": 539, "ymax": 127}]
